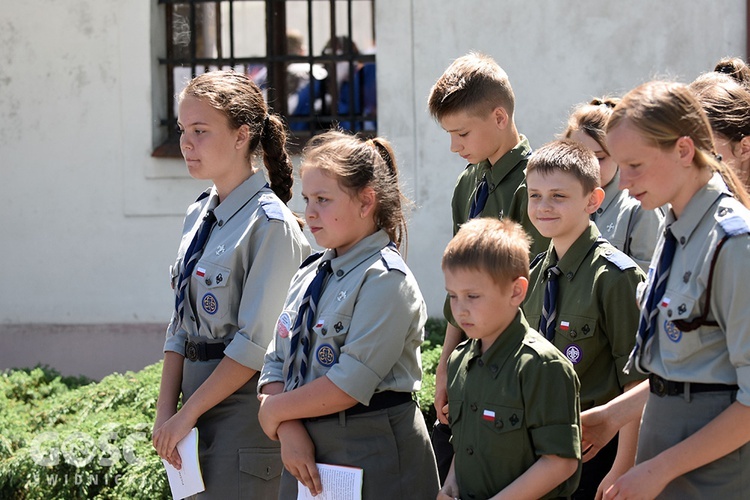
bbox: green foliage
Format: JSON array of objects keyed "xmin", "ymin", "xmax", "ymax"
[
  {"xmin": 0, "ymin": 321, "xmax": 448, "ymax": 499},
  {"xmin": 417, "ymin": 317, "xmax": 447, "ymax": 425},
  {"xmin": 0, "ymin": 364, "xmax": 169, "ymax": 500}
]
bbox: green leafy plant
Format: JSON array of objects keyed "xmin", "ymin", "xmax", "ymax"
[{"xmin": 0, "ymin": 320, "xmax": 447, "ymax": 499}]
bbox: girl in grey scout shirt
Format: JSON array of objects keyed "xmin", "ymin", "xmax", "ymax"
[
  {"xmin": 564, "ymin": 97, "xmax": 664, "ymax": 272},
  {"xmin": 582, "ymin": 81, "xmax": 750, "ymax": 499},
  {"xmin": 257, "ymin": 131, "xmax": 440, "ymax": 499},
  {"xmin": 152, "ymin": 71, "xmax": 311, "ymax": 498}
]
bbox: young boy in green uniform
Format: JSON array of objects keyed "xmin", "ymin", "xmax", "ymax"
[
  {"xmin": 427, "ymin": 53, "xmax": 549, "ymax": 476},
  {"xmin": 522, "ymin": 139, "xmax": 646, "ymax": 499},
  {"xmin": 439, "ymin": 217, "xmax": 581, "ymax": 500}
]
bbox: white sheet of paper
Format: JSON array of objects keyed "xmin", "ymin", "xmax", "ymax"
[
  {"xmin": 162, "ymin": 427, "xmax": 205, "ymax": 500},
  {"xmin": 297, "ymin": 463, "xmax": 363, "ymax": 500}
]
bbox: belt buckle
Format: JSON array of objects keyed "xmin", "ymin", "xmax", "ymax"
[
  {"xmin": 185, "ymin": 341, "xmax": 199, "ymax": 362},
  {"xmin": 652, "ymin": 375, "xmax": 668, "ymax": 397}
]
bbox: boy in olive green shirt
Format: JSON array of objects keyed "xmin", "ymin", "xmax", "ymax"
[
  {"xmin": 440, "ymin": 218, "xmax": 580, "ymax": 500},
  {"xmin": 522, "ymin": 139, "xmax": 646, "ymax": 499},
  {"xmin": 428, "ymin": 54, "xmax": 549, "ymax": 475}
]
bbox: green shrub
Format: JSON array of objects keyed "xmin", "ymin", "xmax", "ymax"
[
  {"xmin": 0, "ymin": 364, "xmax": 169, "ymax": 500},
  {"xmin": 417, "ymin": 317, "xmax": 447, "ymax": 425},
  {"xmin": 0, "ymin": 320, "xmax": 448, "ymax": 499}
]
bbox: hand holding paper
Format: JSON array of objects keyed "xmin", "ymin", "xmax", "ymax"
[{"xmin": 162, "ymin": 427, "xmax": 205, "ymax": 500}]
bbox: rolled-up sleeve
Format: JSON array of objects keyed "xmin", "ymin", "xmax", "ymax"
[{"xmin": 325, "ymin": 269, "xmax": 424, "ymax": 404}]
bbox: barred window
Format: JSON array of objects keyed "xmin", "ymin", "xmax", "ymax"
[{"xmin": 154, "ymin": 0, "xmax": 376, "ymax": 157}]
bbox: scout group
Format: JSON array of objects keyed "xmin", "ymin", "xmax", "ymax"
[{"xmin": 151, "ymin": 53, "xmax": 750, "ymax": 499}]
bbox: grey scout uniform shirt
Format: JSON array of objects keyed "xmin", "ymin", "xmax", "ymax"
[
  {"xmin": 592, "ymin": 170, "xmax": 664, "ymax": 272},
  {"xmin": 164, "ymin": 172, "xmax": 311, "ymax": 371},
  {"xmin": 260, "ymin": 230, "xmax": 426, "ymax": 404},
  {"xmin": 636, "ymin": 174, "xmax": 750, "ymax": 407},
  {"xmin": 447, "ymin": 311, "xmax": 581, "ymax": 500},
  {"xmin": 524, "ymin": 223, "xmax": 646, "ymax": 410}
]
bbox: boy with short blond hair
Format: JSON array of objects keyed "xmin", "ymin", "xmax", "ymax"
[
  {"xmin": 428, "ymin": 54, "xmax": 549, "ymax": 473},
  {"xmin": 523, "ymin": 139, "xmax": 646, "ymax": 498},
  {"xmin": 440, "ymin": 218, "xmax": 580, "ymax": 500}
]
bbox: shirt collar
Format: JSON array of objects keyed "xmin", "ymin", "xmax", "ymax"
[
  {"xmin": 596, "ymin": 170, "xmax": 621, "ymax": 215},
  {"xmin": 478, "ymin": 135, "xmax": 532, "ymax": 190},
  {"xmin": 212, "ymin": 171, "xmax": 270, "ymax": 227},
  {"xmin": 544, "ymin": 222, "xmax": 601, "ymax": 282},
  {"xmin": 465, "ymin": 311, "xmax": 530, "ymax": 378},
  {"xmin": 322, "ymin": 229, "xmax": 392, "ymax": 280},
  {"xmin": 668, "ymin": 173, "xmax": 729, "ymax": 246}
]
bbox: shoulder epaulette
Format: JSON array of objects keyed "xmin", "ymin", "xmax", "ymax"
[
  {"xmin": 530, "ymin": 251, "xmax": 546, "ymax": 269},
  {"xmin": 299, "ymin": 251, "xmax": 324, "ymax": 269},
  {"xmin": 380, "ymin": 244, "xmax": 407, "ymax": 275},
  {"xmin": 716, "ymin": 206, "xmax": 750, "ymax": 237},
  {"xmin": 600, "ymin": 245, "xmax": 638, "ymax": 271},
  {"xmin": 258, "ymin": 193, "xmax": 285, "ymax": 221},
  {"xmin": 521, "ymin": 330, "xmax": 555, "ymax": 357},
  {"xmin": 195, "ymin": 188, "xmax": 212, "ymax": 203}
]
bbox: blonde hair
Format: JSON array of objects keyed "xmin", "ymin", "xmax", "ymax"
[
  {"xmin": 428, "ymin": 52, "xmax": 515, "ymax": 121},
  {"xmin": 442, "ymin": 218, "xmax": 530, "ymax": 286},
  {"xmin": 607, "ymin": 81, "xmax": 750, "ymax": 208},
  {"xmin": 300, "ymin": 131, "xmax": 409, "ymax": 248}
]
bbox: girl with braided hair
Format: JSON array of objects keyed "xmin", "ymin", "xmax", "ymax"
[{"xmin": 153, "ymin": 70, "xmax": 311, "ymax": 498}]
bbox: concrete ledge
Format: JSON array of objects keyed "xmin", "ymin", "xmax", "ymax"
[{"xmin": 0, "ymin": 323, "xmax": 167, "ymax": 381}]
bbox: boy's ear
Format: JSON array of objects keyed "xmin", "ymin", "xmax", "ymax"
[
  {"xmin": 585, "ymin": 187, "xmax": 606, "ymax": 214},
  {"xmin": 510, "ymin": 276, "xmax": 528, "ymax": 306},
  {"xmin": 493, "ymin": 106, "xmax": 510, "ymax": 130},
  {"xmin": 358, "ymin": 186, "xmax": 377, "ymax": 219}
]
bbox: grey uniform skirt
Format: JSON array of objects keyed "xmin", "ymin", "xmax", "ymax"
[
  {"xmin": 182, "ymin": 358, "xmax": 282, "ymax": 499},
  {"xmin": 278, "ymin": 400, "xmax": 440, "ymax": 499},
  {"xmin": 637, "ymin": 390, "xmax": 749, "ymax": 498}
]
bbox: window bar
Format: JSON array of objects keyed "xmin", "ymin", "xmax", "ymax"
[
  {"xmin": 304, "ymin": 0, "xmax": 315, "ymax": 133},
  {"xmin": 166, "ymin": 4, "xmax": 176, "ymax": 140},
  {"xmin": 328, "ymin": 0, "xmax": 338, "ymax": 126},
  {"xmin": 229, "ymin": 0, "xmax": 235, "ymax": 68},
  {"xmin": 214, "ymin": 1, "xmax": 223, "ymax": 60},
  {"xmin": 346, "ymin": 0, "xmax": 356, "ymax": 130},
  {"xmin": 189, "ymin": 0, "xmax": 197, "ymax": 75}
]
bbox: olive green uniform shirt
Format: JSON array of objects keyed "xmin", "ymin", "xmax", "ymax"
[
  {"xmin": 447, "ymin": 312, "xmax": 581, "ymax": 500},
  {"xmin": 592, "ymin": 170, "xmax": 664, "ymax": 272},
  {"xmin": 446, "ymin": 135, "xmax": 549, "ymax": 324},
  {"xmin": 524, "ymin": 223, "xmax": 646, "ymax": 410},
  {"xmin": 450, "ymin": 135, "xmax": 549, "ymax": 256}
]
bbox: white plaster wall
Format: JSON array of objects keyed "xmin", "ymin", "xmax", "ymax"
[
  {"xmin": 0, "ymin": 0, "xmax": 745, "ymax": 325},
  {"xmin": 378, "ymin": 0, "xmax": 746, "ymax": 315}
]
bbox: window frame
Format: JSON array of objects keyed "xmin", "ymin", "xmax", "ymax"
[{"xmin": 154, "ymin": 0, "xmax": 376, "ymax": 158}]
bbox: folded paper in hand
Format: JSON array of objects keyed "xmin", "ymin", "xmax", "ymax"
[{"xmin": 162, "ymin": 427, "xmax": 205, "ymax": 500}]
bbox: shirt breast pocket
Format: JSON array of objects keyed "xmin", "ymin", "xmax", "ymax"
[
  {"xmin": 195, "ymin": 261, "xmax": 232, "ymax": 321},
  {"xmin": 554, "ymin": 314, "xmax": 597, "ymax": 366},
  {"xmin": 555, "ymin": 314, "xmax": 596, "ymax": 344},
  {"xmin": 310, "ymin": 312, "xmax": 351, "ymax": 369},
  {"xmin": 477, "ymin": 403, "xmax": 525, "ymax": 458},
  {"xmin": 658, "ymin": 289, "xmax": 721, "ymax": 354}
]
